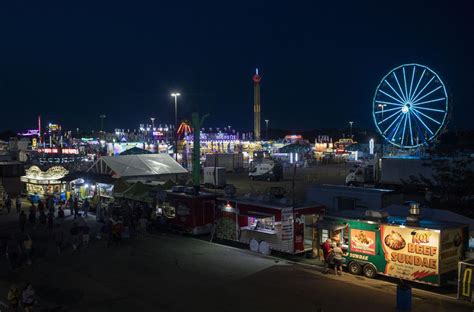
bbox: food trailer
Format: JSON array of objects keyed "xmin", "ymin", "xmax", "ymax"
[
  {"xmin": 317, "ymin": 207, "xmax": 468, "ymax": 286},
  {"xmin": 158, "ymin": 186, "xmax": 218, "ymax": 235},
  {"xmin": 216, "ymin": 195, "xmax": 325, "ymax": 254}
]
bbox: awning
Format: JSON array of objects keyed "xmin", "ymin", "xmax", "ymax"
[
  {"xmin": 315, "ymin": 221, "xmax": 346, "ymax": 231},
  {"xmin": 246, "ymin": 211, "xmax": 275, "ymax": 218}
]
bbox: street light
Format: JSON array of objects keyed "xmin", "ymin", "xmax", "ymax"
[
  {"xmin": 99, "ymin": 115, "xmax": 107, "ymax": 133},
  {"xmin": 171, "ymin": 92, "xmax": 181, "ymax": 161},
  {"xmin": 150, "ymin": 117, "xmax": 155, "ymax": 130},
  {"xmin": 349, "ymin": 121, "xmax": 354, "ymax": 138},
  {"xmin": 264, "ymin": 119, "xmax": 269, "ymax": 141},
  {"xmin": 378, "ymin": 104, "xmax": 387, "ymax": 119}
]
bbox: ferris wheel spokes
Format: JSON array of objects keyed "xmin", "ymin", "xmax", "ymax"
[
  {"xmin": 379, "ymin": 88, "xmax": 404, "ymax": 104},
  {"xmin": 375, "ymin": 100, "xmax": 403, "ymax": 107},
  {"xmin": 378, "ymin": 109, "xmax": 402, "ymax": 125},
  {"xmin": 383, "ymin": 80, "xmax": 405, "ymax": 103},
  {"xmin": 393, "ymin": 72, "xmax": 407, "ymax": 102},
  {"xmin": 412, "ymin": 85, "xmax": 443, "ymax": 104},
  {"xmin": 409, "ymin": 68, "xmax": 426, "ymax": 102},
  {"xmin": 408, "ymin": 66, "xmax": 416, "ymax": 100},
  {"xmin": 414, "ymin": 106, "xmax": 445, "ymax": 113},
  {"xmin": 411, "ymin": 110, "xmax": 434, "ymax": 135},
  {"xmin": 412, "ymin": 97, "xmax": 446, "ymax": 106},
  {"xmin": 374, "ymin": 106, "xmax": 401, "ymax": 114},
  {"xmin": 411, "ymin": 76, "xmax": 435, "ymax": 103},
  {"xmin": 411, "ymin": 107, "xmax": 441, "ymax": 125}
]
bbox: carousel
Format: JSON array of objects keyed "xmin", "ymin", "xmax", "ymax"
[{"xmin": 21, "ymin": 165, "xmax": 69, "ymax": 197}]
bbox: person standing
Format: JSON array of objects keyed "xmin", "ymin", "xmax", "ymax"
[
  {"xmin": 47, "ymin": 210, "xmax": 54, "ymax": 231},
  {"xmin": 16, "ymin": 196, "xmax": 22, "ymax": 213},
  {"xmin": 19, "ymin": 211, "xmax": 27, "ymax": 233},
  {"xmin": 82, "ymin": 225, "xmax": 90, "ymax": 248},
  {"xmin": 28, "ymin": 209, "xmax": 36, "ymax": 227},
  {"xmin": 82, "ymin": 198, "xmax": 90, "ymax": 218},
  {"xmin": 70, "ymin": 222, "xmax": 80, "ymax": 251},
  {"xmin": 69, "ymin": 196, "xmax": 74, "ymax": 217},
  {"xmin": 73, "ymin": 198, "xmax": 79, "ymax": 219},
  {"xmin": 21, "ymin": 284, "xmax": 35, "ymax": 312},
  {"xmin": 333, "ymin": 242, "xmax": 344, "ymax": 276},
  {"xmin": 321, "ymin": 239, "xmax": 333, "ymax": 274},
  {"xmin": 5, "ymin": 195, "xmax": 12, "ymax": 214},
  {"xmin": 23, "ymin": 235, "xmax": 33, "ymax": 266},
  {"xmin": 7, "ymin": 284, "xmax": 20, "ymax": 312}
]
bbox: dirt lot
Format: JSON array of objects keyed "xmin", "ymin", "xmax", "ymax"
[{"xmin": 214, "ymin": 163, "xmax": 352, "ymax": 201}]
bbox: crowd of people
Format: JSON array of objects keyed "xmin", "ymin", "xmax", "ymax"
[{"xmin": 1, "ymin": 192, "xmax": 154, "ymax": 310}]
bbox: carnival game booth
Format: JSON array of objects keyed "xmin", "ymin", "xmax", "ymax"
[
  {"xmin": 158, "ymin": 186, "xmax": 218, "ymax": 235},
  {"xmin": 21, "ymin": 165, "xmax": 68, "ymax": 199},
  {"xmin": 216, "ymin": 194, "xmax": 325, "ymax": 255},
  {"xmin": 317, "ymin": 205, "xmax": 468, "ymax": 286}
]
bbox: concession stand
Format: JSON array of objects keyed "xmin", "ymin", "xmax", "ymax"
[
  {"xmin": 317, "ymin": 206, "xmax": 468, "ymax": 286},
  {"xmin": 216, "ymin": 195, "xmax": 325, "ymax": 254},
  {"xmin": 21, "ymin": 165, "xmax": 68, "ymax": 198}
]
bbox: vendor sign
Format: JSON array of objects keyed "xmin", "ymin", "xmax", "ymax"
[{"xmin": 381, "ymin": 225, "xmax": 439, "ymax": 281}]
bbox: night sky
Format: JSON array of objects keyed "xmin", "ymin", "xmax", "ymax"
[{"xmin": 1, "ymin": 1, "xmax": 473, "ymax": 133}]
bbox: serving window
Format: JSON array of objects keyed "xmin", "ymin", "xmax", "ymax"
[{"xmin": 247, "ymin": 215, "xmax": 275, "ymax": 232}]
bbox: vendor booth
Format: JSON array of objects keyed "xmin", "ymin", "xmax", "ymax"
[
  {"xmin": 21, "ymin": 165, "xmax": 68, "ymax": 198},
  {"xmin": 216, "ymin": 195, "xmax": 325, "ymax": 254}
]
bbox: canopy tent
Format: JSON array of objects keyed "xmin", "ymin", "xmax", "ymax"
[
  {"xmin": 115, "ymin": 181, "xmax": 154, "ymax": 202},
  {"xmin": 112, "ymin": 179, "xmax": 130, "ymax": 197},
  {"xmin": 87, "ymin": 154, "xmax": 187, "ymax": 179},
  {"xmin": 278, "ymin": 142, "xmax": 312, "ymax": 154},
  {"xmin": 120, "ymin": 147, "xmax": 152, "ymax": 156}
]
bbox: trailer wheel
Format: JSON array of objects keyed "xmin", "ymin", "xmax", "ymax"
[
  {"xmin": 363, "ymin": 264, "xmax": 377, "ymax": 279},
  {"xmin": 249, "ymin": 239, "xmax": 259, "ymax": 252},
  {"xmin": 348, "ymin": 261, "xmax": 362, "ymax": 275}
]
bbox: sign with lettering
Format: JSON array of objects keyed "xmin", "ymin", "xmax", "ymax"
[{"xmin": 381, "ymin": 225, "xmax": 439, "ymax": 281}]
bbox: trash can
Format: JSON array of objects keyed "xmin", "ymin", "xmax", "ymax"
[{"xmin": 396, "ymin": 283, "xmax": 412, "ymax": 311}]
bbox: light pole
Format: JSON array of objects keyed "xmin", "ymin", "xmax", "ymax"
[
  {"xmin": 378, "ymin": 104, "xmax": 387, "ymax": 158},
  {"xmin": 378, "ymin": 104, "xmax": 387, "ymax": 119},
  {"xmin": 150, "ymin": 117, "xmax": 155, "ymax": 130},
  {"xmin": 171, "ymin": 93, "xmax": 181, "ymax": 161},
  {"xmin": 349, "ymin": 121, "xmax": 354, "ymax": 138},
  {"xmin": 99, "ymin": 115, "xmax": 106, "ymax": 133},
  {"xmin": 264, "ymin": 119, "xmax": 269, "ymax": 141}
]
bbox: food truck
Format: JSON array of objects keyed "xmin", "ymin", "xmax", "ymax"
[
  {"xmin": 216, "ymin": 195, "xmax": 325, "ymax": 254},
  {"xmin": 317, "ymin": 206, "xmax": 468, "ymax": 286},
  {"xmin": 158, "ymin": 186, "xmax": 218, "ymax": 235}
]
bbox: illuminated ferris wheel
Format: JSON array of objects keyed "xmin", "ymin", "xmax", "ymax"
[{"xmin": 372, "ymin": 64, "xmax": 449, "ymax": 149}]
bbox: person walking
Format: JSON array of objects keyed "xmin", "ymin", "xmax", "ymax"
[
  {"xmin": 321, "ymin": 239, "xmax": 333, "ymax": 274},
  {"xmin": 70, "ymin": 222, "xmax": 80, "ymax": 251},
  {"xmin": 73, "ymin": 198, "xmax": 79, "ymax": 219},
  {"xmin": 57, "ymin": 206, "xmax": 65, "ymax": 224},
  {"xmin": 28, "ymin": 209, "xmax": 36, "ymax": 227},
  {"xmin": 47, "ymin": 210, "xmax": 54, "ymax": 231},
  {"xmin": 6, "ymin": 235, "xmax": 20, "ymax": 270},
  {"xmin": 21, "ymin": 284, "xmax": 35, "ymax": 312},
  {"xmin": 23, "ymin": 235, "xmax": 33, "ymax": 266},
  {"xmin": 19, "ymin": 211, "xmax": 27, "ymax": 233},
  {"xmin": 16, "ymin": 196, "xmax": 22, "ymax": 213},
  {"xmin": 7, "ymin": 284, "xmax": 20, "ymax": 312},
  {"xmin": 333, "ymin": 242, "xmax": 344, "ymax": 276},
  {"xmin": 5, "ymin": 195, "xmax": 12, "ymax": 214},
  {"xmin": 82, "ymin": 198, "xmax": 90, "ymax": 218}
]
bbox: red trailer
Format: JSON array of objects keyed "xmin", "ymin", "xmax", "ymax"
[
  {"xmin": 215, "ymin": 196, "xmax": 325, "ymax": 254},
  {"xmin": 158, "ymin": 187, "xmax": 217, "ymax": 235}
]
